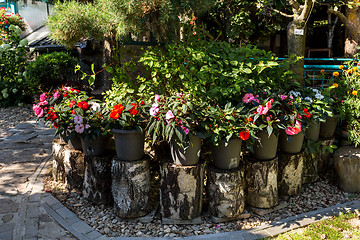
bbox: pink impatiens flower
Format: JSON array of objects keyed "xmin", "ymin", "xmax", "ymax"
[
  {"xmin": 243, "ymin": 93, "xmax": 254, "ymax": 103},
  {"xmin": 165, "ymin": 110, "xmax": 175, "ymax": 123},
  {"xmin": 265, "ymin": 99, "xmax": 273, "ymax": 109},
  {"xmin": 280, "ymin": 95, "xmax": 287, "ymax": 100},
  {"xmin": 154, "ymin": 94, "xmax": 160, "ymax": 103},
  {"xmin": 40, "ymin": 92, "xmax": 47, "ymax": 102},
  {"xmin": 53, "ymin": 90, "xmax": 60, "ymax": 99},
  {"xmin": 74, "ymin": 115, "xmax": 83, "ymax": 124},
  {"xmin": 257, "ymin": 105, "xmax": 269, "ymax": 115},
  {"xmin": 33, "ymin": 104, "xmax": 44, "ymax": 118},
  {"xmin": 150, "ymin": 103, "xmax": 159, "ymax": 116},
  {"xmin": 75, "ymin": 124, "xmax": 84, "ymax": 134},
  {"xmin": 285, "ymin": 120, "xmax": 302, "ymax": 135},
  {"xmin": 181, "ymin": 126, "xmax": 190, "ymax": 135}
]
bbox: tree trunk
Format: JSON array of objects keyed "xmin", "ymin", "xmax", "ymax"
[
  {"xmin": 52, "ymin": 139, "xmax": 66, "ymax": 182},
  {"xmin": 206, "ymin": 166, "xmax": 245, "ymax": 219},
  {"xmin": 160, "ymin": 162, "xmax": 204, "ymax": 220},
  {"xmin": 245, "ymin": 156, "xmax": 279, "ymax": 209},
  {"xmin": 318, "ymin": 137, "xmax": 336, "ymax": 174},
  {"xmin": 278, "ymin": 152, "xmax": 304, "ymax": 196},
  {"xmin": 82, "ymin": 155, "xmax": 113, "ymax": 205},
  {"xmin": 287, "ymin": 21, "xmax": 306, "ymax": 85},
  {"xmin": 112, "ymin": 157, "xmax": 151, "ymax": 218},
  {"xmin": 302, "ymin": 152, "xmax": 319, "ymax": 184},
  {"xmin": 344, "ymin": 6, "xmax": 360, "ymax": 57}
]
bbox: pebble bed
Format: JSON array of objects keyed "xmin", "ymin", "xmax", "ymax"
[{"xmin": 46, "ymin": 171, "xmax": 360, "ymax": 238}]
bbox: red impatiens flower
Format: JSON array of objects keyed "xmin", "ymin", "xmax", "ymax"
[
  {"xmin": 110, "ymin": 104, "xmax": 125, "ymax": 119},
  {"xmin": 303, "ymin": 108, "xmax": 311, "ymax": 118},
  {"xmin": 140, "ymin": 100, "xmax": 145, "ymax": 105},
  {"xmin": 239, "ymin": 129, "xmax": 250, "ymax": 140},
  {"xmin": 77, "ymin": 101, "xmax": 89, "ymax": 110},
  {"xmin": 69, "ymin": 100, "xmax": 75, "ymax": 108},
  {"xmin": 129, "ymin": 103, "xmax": 138, "ymax": 116}
]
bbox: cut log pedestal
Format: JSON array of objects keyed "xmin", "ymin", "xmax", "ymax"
[
  {"xmin": 334, "ymin": 147, "xmax": 360, "ymax": 193},
  {"xmin": 52, "ymin": 139, "xmax": 84, "ymax": 191},
  {"xmin": 83, "ymin": 154, "xmax": 113, "ymax": 205},
  {"xmin": 160, "ymin": 162, "xmax": 204, "ymax": 220},
  {"xmin": 302, "ymin": 151, "xmax": 319, "ymax": 184},
  {"xmin": 207, "ymin": 165, "xmax": 245, "ymax": 220},
  {"xmin": 278, "ymin": 152, "xmax": 304, "ymax": 196},
  {"xmin": 318, "ymin": 137, "xmax": 336, "ymax": 173},
  {"xmin": 112, "ymin": 157, "xmax": 151, "ymax": 218},
  {"xmin": 245, "ymin": 156, "xmax": 278, "ymax": 209}
]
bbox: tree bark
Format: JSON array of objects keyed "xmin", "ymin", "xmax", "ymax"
[
  {"xmin": 245, "ymin": 156, "xmax": 279, "ymax": 209},
  {"xmin": 206, "ymin": 166, "xmax": 245, "ymax": 219},
  {"xmin": 112, "ymin": 157, "xmax": 151, "ymax": 218},
  {"xmin": 302, "ymin": 152, "xmax": 319, "ymax": 184},
  {"xmin": 278, "ymin": 152, "xmax": 304, "ymax": 196},
  {"xmin": 344, "ymin": 6, "xmax": 360, "ymax": 57},
  {"xmin": 318, "ymin": 137, "xmax": 336, "ymax": 174},
  {"xmin": 52, "ymin": 139, "xmax": 66, "ymax": 182},
  {"xmin": 287, "ymin": 20, "xmax": 306, "ymax": 85},
  {"xmin": 82, "ymin": 155, "xmax": 113, "ymax": 205},
  {"xmin": 160, "ymin": 162, "xmax": 204, "ymax": 220}
]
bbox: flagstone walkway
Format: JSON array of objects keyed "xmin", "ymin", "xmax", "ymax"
[{"xmin": 1, "ymin": 119, "xmax": 360, "ymax": 240}]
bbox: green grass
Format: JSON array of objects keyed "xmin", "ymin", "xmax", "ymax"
[{"xmin": 267, "ymin": 212, "xmax": 360, "ymax": 239}]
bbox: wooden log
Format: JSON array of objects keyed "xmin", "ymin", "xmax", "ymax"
[
  {"xmin": 206, "ymin": 165, "xmax": 245, "ymax": 219},
  {"xmin": 318, "ymin": 137, "xmax": 336, "ymax": 174},
  {"xmin": 245, "ymin": 156, "xmax": 278, "ymax": 209},
  {"xmin": 63, "ymin": 145, "xmax": 84, "ymax": 191},
  {"xmin": 334, "ymin": 147, "xmax": 360, "ymax": 193},
  {"xmin": 302, "ymin": 151, "xmax": 319, "ymax": 184},
  {"xmin": 160, "ymin": 162, "xmax": 204, "ymax": 220},
  {"xmin": 278, "ymin": 152, "xmax": 304, "ymax": 196},
  {"xmin": 112, "ymin": 157, "xmax": 151, "ymax": 218},
  {"xmin": 52, "ymin": 139, "xmax": 66, "ymax": 182},
  {"xmin": 83, "ymin": 154, "xmax": 113, "ymax": 205}
]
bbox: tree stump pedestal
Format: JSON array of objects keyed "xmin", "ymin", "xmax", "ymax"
[
  {"xmin": 82, "ymin": 153, "xmax": 113, "ymax": 205},
  {"xmin": 319, "ymin": 137, "xmax": 336, "ymax": 173},
  {"xmin": 52, "ymin": 138, "xmax": 84, "ymax": 191},
  {"xmin": 278, "ymin": 151, "xmax": 304, "ymax": 196},
  {"xmin": 302, "ymin": 151, "xmax": 319, "ymax": 184},
  {"xmin": 245, "ymin": 156, "xmax": 278, "ymax": 209},
  {"xmin": 112, "ymin": 157, "xmax": 151, "ymax": 218},
  {"xmin": 206, "ymin": 165, "xmax": 245, "ymax": 220},
  {"xmin": 160, "ymin": 162, "xmax": 204, "ymax": 220}
]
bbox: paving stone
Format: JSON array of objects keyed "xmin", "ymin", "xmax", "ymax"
[
  {"xmin": 29, "ymin": 193, "xmax": 42, "ymax": 203},
  {"xmin": 0, "ymin": 198, "xmax": 19, "ymax": 213},
  {"xmin": 39, "ymin": 213, "xmax": 53, "ymax": 222},
  {"xmin": 25, "ymin": 221, "xmax": 39, "ymax": 238},
  {"xmin": 43, "ymin": 194, "xmax": 61, "ymax": 206},
  {"xmin": 15, "ymin": 123, "xmax": 36, "ymax": 129},
  {"xmin": 0, "ymin": 222, "xmax": 15, "ymax": 240},
  {"xmin": 72, "ymin": 220, "xmax": 94, "ymax": 234},
  {"xmin": 85, "ymin": 230, "xmax": 102, "ymax": 240},
  {"xmin": 27, "ymin": 203, "xmax": 40, "ymax": 219},
  {"xmin": 2, "ymin": 213, "xmax": 14, "ymax": 223},
  {"xmin": 56, "ymin": 206, "xmax": 76, "ymax": 219}
]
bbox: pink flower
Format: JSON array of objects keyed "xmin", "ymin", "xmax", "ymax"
[
  {"xmin": 243, "ymin": 93, "xmax": 256, "ymax": 103},
  {"xmin": 265, "ymin": 100, "xmax": 273, "ymax": 109},
  {"xmin": 266, "ymin": 116, "xmax": 271, "ymax": 122},
  {"xmin": 38, "ymin": 100, "xmax": 47, "ymax": 106},
  {"xmin": 166, "ymin": 110, "xmax": 175, "ymax": 122},
  {"xmin": 150, "ymin": 103, "xmax": 159, "ymax": 116},
  {"xmin": 74, "ymin": 115, "xmax": 83, "ymax": 124},
  {"xmin": 53, "ymin": 90, "xmax": 60, "ymax": 99},
  {"xmin": 40, "ymin": 92, "xmax": 47, "ymax": 102},
  {"xmin": 181, "ymin": 126, "xmax": 190, "ymax": 134},
  {"xmin": 62, "ymin": 87, "xmax": 71, "ymax": 91},
  {"xmin": 285, "ymin": 120, "xmax": 302, "ymax": 135},
  {"xmin": 154, "ymin": 94, "xmax": 160, "ymax": 103},
  {"xmin": 257, "ymin": 105, "xmax": 269, "ymax": 115},
  {"xmin": 85, "ymin": 124, "xmax": 90, "ymax": 129},
  {"xmin": 75, "ymin": 124, "xmax": 84, "ymax": 134},
  {"xmin": 33, "ymin": 104, "xmax": 44, "ymax": 118},
  {"xmin": 280, "ymin": 95, "xmax": 287, "ymax": 100},
  {"xmin": 297, "ymin": 114, "xmax": 302, "ymax": 120}
]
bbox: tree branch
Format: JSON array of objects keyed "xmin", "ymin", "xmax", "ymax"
[
  {"xmin": 287, "ymin": 0, "xmax": 300, "ymax": 11},
  {"xmin": 328, "ymin": 8, "xmax": 356, "ymax": 34},
  {"xmin": 272, "ymin": 7, "xmax": 295, "ymax": 18},
  {"xmin": 299, "ymin": 0, "xmax": 315, "ymax": 21}
]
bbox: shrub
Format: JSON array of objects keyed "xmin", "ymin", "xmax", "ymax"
[{"xmin": 25, "ymin": 51, "xmax": 78, "ymax": 91}]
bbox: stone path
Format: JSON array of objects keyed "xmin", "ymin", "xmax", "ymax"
[{"xmin": 1, "ymin": 120, "xmax": 360, "ymax": 240}]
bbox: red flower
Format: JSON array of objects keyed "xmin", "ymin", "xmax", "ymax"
[
  {"xmin": 69, "ymin": 100, "xmax": 75, "ymax": 108},
  {"xmin": 77, "ymin": 101, "xmax": 89, "ymax": 110},
  {"xmin": 239, "ymin": 130, "xmax": 250, "ymax": 140},
  {"xmin": 54, "ymin": 121, "xmax": 59, "ymax": 128},
  {"xmin": 109, "ymin": 111, "xmax": 119, "ymax": 120},
  {"xmin": 129, "ymin": 103, "xmax": 138, "ymax": 115},
  {"xmin": 248, "ymin": 117, "xmax": 253, "ymax": 122},
  {"xmin": 140, "ymin": 100, "xmax": 144, "ymax": 105}
]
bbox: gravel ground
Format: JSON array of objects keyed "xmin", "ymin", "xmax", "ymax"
[
  {"xmin": 44, "ymin": 169, "xmax": 360, "ymax": 238},
  {"xmin": 0, "ymin": 106, "xmax": 34, "ymax": 131}
]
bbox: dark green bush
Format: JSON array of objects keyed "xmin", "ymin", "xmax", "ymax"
[{"xmin": 25, "ymin": 51, "xmax": 78, "ymax": 91}]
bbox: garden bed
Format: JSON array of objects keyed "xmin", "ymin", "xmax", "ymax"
[{"xmin": 44, "ymin": 168, "xmax": 360, "ymax": 238}]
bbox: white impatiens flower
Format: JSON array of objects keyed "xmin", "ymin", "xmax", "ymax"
[
  {"xmin": 315, "ymin": 93, "xmax": 324, "ymax": 100},
  {"xmin": 90, "ymin": 102, "xmax": 100, "ymax": 111},
  {"xmin": 305, "ymin": 97, "xmax": 313, "ymax": 102},
  {"xmin": 289, "ymin": 90, "xmax": 302, "ymax": 98}
]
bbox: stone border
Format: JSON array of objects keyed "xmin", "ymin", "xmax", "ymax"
[{"xmin": 40, "ymin": 154, "xmax": 360, "ymax": 240}]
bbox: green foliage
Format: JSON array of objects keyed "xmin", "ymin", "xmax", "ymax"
[
  {"xmin": 25, "ymin": 51, "xmax": 78, "ymax": 91},
  {"xmin": 0, "ymin": 24, "xmax": 31, "ymax": 106},
  {"xmin": 139, "ymin": 39, "xmax": 297, "ymax": 106}
]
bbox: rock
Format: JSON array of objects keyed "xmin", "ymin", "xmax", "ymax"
[{"xmin": 334, "ymin": 146, "xmax": 360, "ymax": 193}]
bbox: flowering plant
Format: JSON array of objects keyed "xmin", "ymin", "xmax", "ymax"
[
  {"xmin": 54, "ymin": 88, "xmax": 108, "ymax": 140},
  {"xmin": 242, "ymin": 90, "xmax": 281, "ymax": 137},
  {"xmin": 300, "ymin": 87, "xmax": 331, "ymax": 123},
  {"xmin": 105, "ymin": 97, "xmax": 147, "ymax": 130},
  {"xmin": 202, "ymin": 102, "xmax": 251, "ymax": 145},
  {"xmin": 147, "ymin": 93, "xmax": 204, "ymax": 144}
]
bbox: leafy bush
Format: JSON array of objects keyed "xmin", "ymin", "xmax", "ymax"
[
  {"xmin": 0, "ymin": 24, "xmax": 30, "ymax": 106},
  {"xmin": 25, "ymin": 51, "xmax": 78, "ymax": 91}
]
